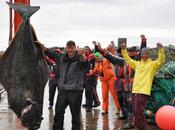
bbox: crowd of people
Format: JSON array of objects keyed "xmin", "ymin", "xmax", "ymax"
[{"xmin": 36, "ymin": 34, "xmax": 165, "ymax": 130}]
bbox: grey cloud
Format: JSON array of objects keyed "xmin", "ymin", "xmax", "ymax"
[
  {"xmin": 32, "ymin": 0, "xmax": 175, "ymax": 30},
  {"xmin": 1, "ymin": 0, "xmax": 175, "ymax": 50}
]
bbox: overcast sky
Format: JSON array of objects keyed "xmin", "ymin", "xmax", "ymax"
[{"xmin": 1, "ymin": 0, "xmax": 175, "ymax": 50}]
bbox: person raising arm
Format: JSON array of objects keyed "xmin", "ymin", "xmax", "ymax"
[{"xmin": 121, "ymin": 42, "xmax": 165, "ymax": 130}]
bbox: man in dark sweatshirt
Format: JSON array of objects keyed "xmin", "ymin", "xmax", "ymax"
[{"xmin": 38, "ymin": 40, "xmax": 88, "ymax": 130}]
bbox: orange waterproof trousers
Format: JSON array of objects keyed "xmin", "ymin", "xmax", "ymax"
[{"xmin": 101, "ymin": 79, "xmax": 120, "ymax": 112}]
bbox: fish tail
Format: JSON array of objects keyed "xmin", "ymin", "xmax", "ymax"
[{"xmin": 6, "ymin": 1, "xmax": 40, "ymax": 21}]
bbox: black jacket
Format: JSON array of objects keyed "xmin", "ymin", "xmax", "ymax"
[
  {"xmin": 45, "ymin": 49, "xmax": 88, "ymax": 91},
  {"xmin": 104, "ymin": 53, "xmax": 124, "ymax": 67},
  {"xmin": 84, "ymin": 58, "xmax": 97, "ymax": 86}
]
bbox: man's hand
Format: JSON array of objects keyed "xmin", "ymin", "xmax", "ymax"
[
  {"xmin": 97, "ymin": 42, "xmax": 101, "ymax": 49},
  {"xmin": 140, "ymin": 34, "xmax": 147, "ymax": 43},
  {"xmin": 93, "ymin": 41, "xmax": 102, "ymax": 52},
  {"xmin": 92, "ymin": 41, "xmax": 97, "ymax": 46},
  {"xmin": 140, "ymin": 34, "xmax": 145, "ymax": 39},
  {"xmin": 80, "ymin": 54, "xmax": 87, "ymax": 62},
  {"xmin": 157, "ymin": 42, "xmax": 163, "ymax": 49},
  {"xmin": 76, "ymin": 46, "xmax": 81, "ymax": 54},
  {"xmin": 86, "ymin": 72, "xmax": 92, "ymax": 77},
  {"xmin": 121, "ymin": 42, "xmax": 126, "ymax": 49},
  {"xmin": 78, "ymin": 48, "xmax": 87, "ymax": 62}
]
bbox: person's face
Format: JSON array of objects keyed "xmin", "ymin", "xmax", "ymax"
[
  {"xmin": 129, "ymin": 51, "xmax": 137, "ymax": 57},
  {"xmin": 84, "ymin": 48, "xmax": 90, "ymax": 56},
  {"xmin": 141, "ymin": 52, "xmax": 149, "ymax": 62},
  {"xmin": 66, "ymin": 45, "xmax": 76, "ymax": 58},
  {"xmin": 95, "ymin": 57, "xmax": 102, "ymax": 62}
]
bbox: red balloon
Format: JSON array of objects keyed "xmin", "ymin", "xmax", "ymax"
[{"xmin": 155, "ymin": 105, "xmax": 175, "ymax": 130}]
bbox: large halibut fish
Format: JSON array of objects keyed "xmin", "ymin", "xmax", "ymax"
[{"xmin": 0, "ymin": 2, "xmax": 49, "ymax": 130}]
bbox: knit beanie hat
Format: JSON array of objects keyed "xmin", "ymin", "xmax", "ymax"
[
  {"xmin": 94, "ymin": 52, "xmax": 102, "ymax": 58},
  {"xmin": 141, "ymin": 47, "xmax": 150, "ymax": 56}
]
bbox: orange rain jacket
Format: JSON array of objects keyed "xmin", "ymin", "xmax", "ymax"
[{"xmin": 91, "ymin": 59, "xmax": 116, "ymax": 81}]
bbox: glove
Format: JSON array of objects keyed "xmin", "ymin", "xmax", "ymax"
[
  {"xmin": 101, "ymin": 49, "xmax": 107, "ymax": 56},
  {"xmin": 86, "ymin": 72, "xmax": 92, "ymax": 77}
]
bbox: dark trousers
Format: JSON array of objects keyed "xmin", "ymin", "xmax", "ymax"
[
  {"xmin": 52, "ymin": 90, "xmax": 83, "ymax": 130},
  {"xmin": 84, "ymin": 82, "xmax": 94, "ymax": 109},
  {"xmin": 92, "ymin": 86, "xmax": 100, "ymax": 105},
  {"xmin": 132, "ymin": 93, "xmax": 148, "ymax": 130},
  {"xmin": 126, "ymin": 92, "xmax": 133, "ymax": 123},
  {"xmin": 118, "ymin": 91, "xmax": 130, "ymax": 117},
  {"xmin": 49, "ymin": 78, "xmax": 58, "ymax": 106}
]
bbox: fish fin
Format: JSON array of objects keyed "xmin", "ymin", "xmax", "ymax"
[{"xmin": 6, "ymin": 1, "xmax": 40, "ymax": 20}]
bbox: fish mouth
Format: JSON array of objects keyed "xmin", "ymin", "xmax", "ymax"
[{"xmin": 20, "ymin": 99, "xmax": 43, "ymax": 130}]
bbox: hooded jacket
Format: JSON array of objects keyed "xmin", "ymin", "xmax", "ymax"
[
  {"xmin": 122, "ymin": 48, "xmax": 165, "ymax": 95},
  {"xmin": 92, "ymin": 58, "xmax": 116, "ymax": 81}
]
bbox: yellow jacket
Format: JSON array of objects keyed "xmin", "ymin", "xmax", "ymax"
[{"xmin": 122, "ymin": 48, "xmax": 165, "ymax": 95}]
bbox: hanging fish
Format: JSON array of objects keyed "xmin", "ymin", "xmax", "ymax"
[{"xmin": 0, "ymin": 2, "xmax": 49, "ymax": 130}]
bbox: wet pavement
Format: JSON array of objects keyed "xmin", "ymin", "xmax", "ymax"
[{"xmin": 0, "ymin": 82, "xmax": 159, "ymax": 130}]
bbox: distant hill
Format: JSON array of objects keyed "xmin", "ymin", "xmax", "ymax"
[
  {"xmin": 149, "ymin": 44, "xmax": 175, "ymax": 62},
  {"xmin": 0, "ymin": 44, "xmax": 174, "ymax": 62},
  {"xmin": 0, "ymin": 51, "xmax": 3, "ymax": 57}
]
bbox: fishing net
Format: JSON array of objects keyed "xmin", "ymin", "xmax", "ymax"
[{"xmin": 145, "ymin": 61, "xmax": 175, "ymax": 123}]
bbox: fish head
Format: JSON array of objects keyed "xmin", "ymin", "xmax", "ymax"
[{"xmin": 21, "ymin": 102, "xmax": 43, "ymax": 130}]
